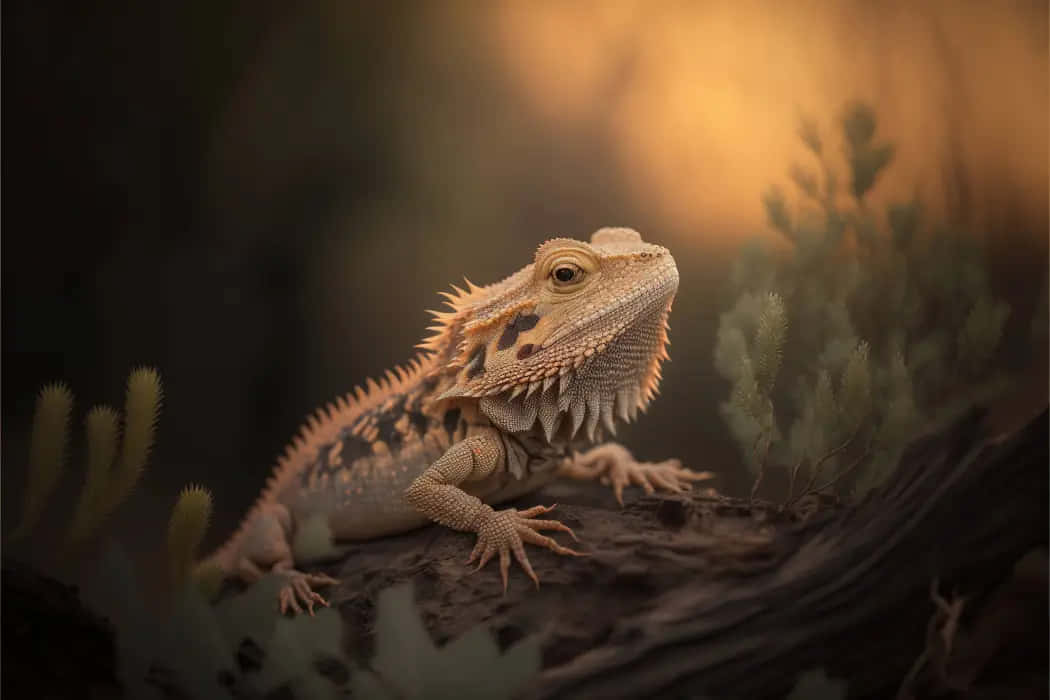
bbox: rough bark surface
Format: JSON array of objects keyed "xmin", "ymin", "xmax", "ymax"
[{"xmin": 328, "ymin": 405, "xmax": 1048, "ymax": 700}]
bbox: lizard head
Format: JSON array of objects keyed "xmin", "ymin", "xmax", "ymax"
[{"xmin": 426, "ymin": 227, "xmax": 678, "ymax": 442}]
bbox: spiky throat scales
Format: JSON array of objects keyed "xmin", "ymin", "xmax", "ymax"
[{"xmin": 429, "ymin": 227, "xmax": 679, "ymax": 448}]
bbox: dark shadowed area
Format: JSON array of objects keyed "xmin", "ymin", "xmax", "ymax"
[{"xmin": 3, "ymin": 0, "xmax": 1047, "ymax": 606}]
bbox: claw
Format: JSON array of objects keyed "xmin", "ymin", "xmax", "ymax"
[
  {"xmin": 476, "ymin": 542, "xmax": 497, "ymax": 571},
  {"xmin": 576, "ymin": 446, "xmax": 714, "ymax": 504},
  {"xmin": 467, "ymin": 504, "xmax": 584, "ymax": 591},
  {"xmin": 520, "ymin": 517, "xmax": 579, "ymax": 542},
  {"xmin": 518, "ymin": 504, "xmax": 557, "ymax": 518},
  {"xmin": 275, "ymin": 571, "xmax": 337, "ymax": 617},
  {"xmin": 467, "ymin": 538, "xmax": 484, "ymax": 564}
]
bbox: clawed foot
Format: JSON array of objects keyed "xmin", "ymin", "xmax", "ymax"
[
  {"xmin": 467, "ymin": 504, "xmax": 587, "ymax": 592},
  {"xmin": 601, "ymin": 457, "xmax": 713, "ymax": 506},
  {"xmin": 276, "ymin": 571, "xmax": 339, "ymax": 616},
  {"xmin": 567, "ymin": 443, "xmax": 714, "ymax": 506}
]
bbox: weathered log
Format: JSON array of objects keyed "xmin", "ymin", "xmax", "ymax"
[
  {"xmin": 329, "ymin": 405, "xmax": 1047, "ymax": 699},
  {"xmin": 3, "ymin": 405, "xmax": 1043, "ymax": 699},
  {"xmin": 528, "ymin": 407, "xmax": 1048, "ymax": 699}
]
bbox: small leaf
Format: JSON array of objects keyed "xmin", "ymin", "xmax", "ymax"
[
  {"xmin": 841, "ymin": 101, "xmax": 877, "ymax": 150},
  {"xmin": 797, "ymin": 116, "xmax": 822, "ymax": 155},
  {"xmin": 849, "ymin": 143, "xmax": 895, "ymax": 200},
  {"xmin": 762, "ymin": 185, "xmax": 792, "ymax": 237},
  {"xmin": 790, "ymin": 163, "xmax": 820, "ymax": 200},
  {"xmin": 754, "ymin": 292, "xmax": 789, "ymax": 395}
]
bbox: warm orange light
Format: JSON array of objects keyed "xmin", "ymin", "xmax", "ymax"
[{"xmin": 487, "ymin": 0, "xmax": 1048, "ymax": 247}]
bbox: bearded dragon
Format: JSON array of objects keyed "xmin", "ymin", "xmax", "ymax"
[{"xmin": 198, "ymin": 228, "xmax": 709, "ymax": 614}]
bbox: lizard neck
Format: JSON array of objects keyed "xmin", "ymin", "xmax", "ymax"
[{"xmin": 475, "ymin": 304, "xmax": 669, "ymax": 445}]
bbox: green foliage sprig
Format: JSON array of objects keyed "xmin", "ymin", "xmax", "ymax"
[
  {"xmin": 353, "ymin": 582, "xmax": 540, "ymax": 699},
  {"xmin": 716, "ymin": 101, "xmax": 1012, "ymax": 502}
]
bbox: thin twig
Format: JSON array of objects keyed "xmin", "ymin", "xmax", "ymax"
[
  {"xmin": 784, "ymin": 426, "xmax": 862, "ymax": 508},
  {"xmin": 785, "ymin": 454, "xmax": 807, "ymax": 504},
  {"xmin": 749, "ymin": 433, "xmax": 772, "ymax": 504},
  {"xmin": 801, "ymin": 425, "xmax": 862, "ymax": 494},
  {"xmin": 811, "ymin": 444, "xmax": 872, "ymax": 493}
]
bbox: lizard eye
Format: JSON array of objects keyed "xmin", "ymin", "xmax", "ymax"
[{"xmin": 552, "ymin": 265, "xmax": 581, "ymax": 284}]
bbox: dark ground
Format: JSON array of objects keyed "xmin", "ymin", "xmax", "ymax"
[{"xmin": 4, "ymin": 401, "xmax": 1046, "ymax": 700}]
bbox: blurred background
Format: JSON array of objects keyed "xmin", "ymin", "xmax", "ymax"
[{"xmin": 3, "ymin": 0, "xmax": 1047, "ymax": 584}]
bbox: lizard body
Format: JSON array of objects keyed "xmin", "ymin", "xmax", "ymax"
[{"xmin": 199, "ymin": 228, "xmax": 709, "ymax": 613}]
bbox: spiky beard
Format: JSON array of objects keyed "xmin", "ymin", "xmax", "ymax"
[{"xmin": 475, "ymin": 301, "xmax": 672, "ymax": 445}]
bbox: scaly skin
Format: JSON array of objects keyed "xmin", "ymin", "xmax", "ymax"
[{"xmin": 198, "ymin": 228, "xmax": 712, "ymax": 614}]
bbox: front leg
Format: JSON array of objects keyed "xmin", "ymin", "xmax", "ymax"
[
  {"xmin": 404, "ymin": 427, "xmax": 584, "ymax": 592},
  {"xmin": 560, "ymin": 442, "xmax": 714, "ymax": 506}
]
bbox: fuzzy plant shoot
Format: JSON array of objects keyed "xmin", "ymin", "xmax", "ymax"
[
  {"xmin": 168, "ymin": 484, "xmax": 214, "ymax": 594},
  {"xmin": 106, "ymin": 367, "xmax": 163, "ymax": 514},
  {"xmin": 8, "ymin": 367, "xmax": 165, "ymax": 553},
  {"xmin": 67, "ymin": 406, "xmax": 122, "ymax": 544},
  {"xmin": 9, "ymin": 383, "xmax": 74, "ymax": 541}
]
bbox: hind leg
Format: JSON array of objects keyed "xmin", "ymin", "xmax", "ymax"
[{"xmin": 235, "ymin": 502, "xmax": 339, "ymax": 615}]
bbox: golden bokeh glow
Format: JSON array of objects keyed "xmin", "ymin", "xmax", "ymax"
[{"xmin": 488, "ymin": 0, "xmax": 1048, "ymax": 245}]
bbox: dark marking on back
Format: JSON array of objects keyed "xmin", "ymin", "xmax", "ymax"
[
  {"xmin": 374, "ymin": 396, "xmax": 406, "ymax": 449},
  {"xmin": 443, "ymin": 408, "xmax": 462, "ymax": 442},
  {"xmin": 408, "ymin": 410, "xmax": 429, "ymax": 437},
  {"xmin": 341, "ymin": 433, "xmax": 373, "ymax": 465},
  {"xmin": 466, "ymin": 345, "xmax": 486, "ymax": 379},
  {"xmin": 301, "ymin": 437, "xmax": 333, "ymax": 487}
]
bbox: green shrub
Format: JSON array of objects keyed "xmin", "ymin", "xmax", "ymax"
[
  {"xmin": 716, "ymin": 102, "xmax": 1012, "ymax": 500},
  {"xmin": 353, "ymin": 581, "xmax": 541, "ymax": 699}
]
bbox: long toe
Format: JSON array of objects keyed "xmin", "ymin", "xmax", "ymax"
[
  {"xmin": 518, "ymin": 528, "xmax": 586, "ymax": 557},
  {"xmin": 279, "ymin": 588, "xmax": 303, "ymax": 615}
]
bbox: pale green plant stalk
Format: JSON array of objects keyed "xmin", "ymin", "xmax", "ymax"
[
  {"xmin": 66, "ymin": 406, "xmax": 121, "ymax": 545},
  {"xmin": 9, "ymin": 383, "xmax": 74, "ymax": 541},
  {"xmin": 104, "ymin": 367, "xmax": 163, "ymax": 517},
  {"xmin": 167, "ymin": 484, "xmax": 213, "ymax": 594}
]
